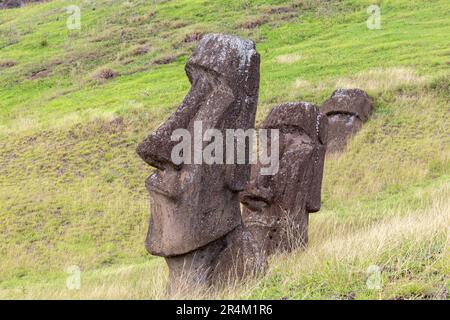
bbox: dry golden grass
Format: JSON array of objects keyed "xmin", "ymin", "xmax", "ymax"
[
  {"xmin": 276, "ymin": 53, "xmax": 302, "ymax": 64},
  {"xmin": 220, "ymin": 184, "xmax": 450, "ymax": 299},
  {"xmin": 1, "ymin": 0, "xmax": 449, "ymax": 301},
  {"xmin": 323, "ymin": 88, "xmax": 449, "ymax": 201},
  {"xmin": 3, "ymin": 183, "xmax": 447, "ymax": 300},
  {"xmin": 290, "ymin": 67, "xmax": 428, "ymax": 99},
  {"xmin": 334, "ymin": 67, "xmax": 427, "ymax": 93},
  {"xmin": 3, "ymin": 68, "xmax": 447, "ymax": 300}
]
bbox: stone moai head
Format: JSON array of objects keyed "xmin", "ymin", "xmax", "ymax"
[
  {"xmin": 240, "ymin": 102, "xmax": 328, "ymax": 256},
  {"xmin": 321, "ymin": 88, "xmax": 372, "ymax": 153},
  {"xmin": 136, "ymin": 34, "xmax": 262, "ymax": 289}
]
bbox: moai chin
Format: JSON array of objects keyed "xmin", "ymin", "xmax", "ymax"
[
  {"xmin": 321, "ymin": 88, "xmax": 372, "ymax": 153},
  {"xmin": 136, "ymin": 34, "xmax": 266, "ymax": 293},
  {"xmin": 240, "ymin": 102, "xmax": 328, "ymax": 256}
]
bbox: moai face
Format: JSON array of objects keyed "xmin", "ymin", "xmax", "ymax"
[
  {"xmin": 240, "ymin": 102, "xmax": 328, "ymax": 255},
  {"xmin": 137, "ymin": 34, "xmax": 260, "ymax": 258},
  {"xmin": 321, "ymin": 88, "xmax": 372, "ymax": 153}
]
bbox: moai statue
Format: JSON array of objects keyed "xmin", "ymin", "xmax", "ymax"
[
  {"xmin": 240, "ymin": 102, "xmax": 328, "ymax": 256},
  {"xmin": 136, "ymin": 34, "xmax": 266, "ymax": 293},
  {"xmin": 321, "ymin": 88, "xmax": 372, "ymax": 153}
]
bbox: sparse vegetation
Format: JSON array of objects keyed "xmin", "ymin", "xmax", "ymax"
[
  {"xmin": 93, "ymin": 68, "xmax": 116, "ymax": 82},
  {"xmin": 39, "ymin": 38, "xmax": 48, "ymax": 47},
  {"xmin": 0, "ymin": 60, "xmax": 16, "ymax": 68},
  {"xmin": 0, "ymin": 0, "xmax": 448, "ymax": 299}
]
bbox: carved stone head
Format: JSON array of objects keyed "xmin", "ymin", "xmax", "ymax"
[
  {"xmin": 240, "ymin": 102, "xmax": 328, "ymax": 255},
  {"xmin": 321, "ymin": 88, "xmax": 372, "ymax": 153},
  {"xmin": 136, "ymin": 34, "xmax": 260, "ymax": 258}
]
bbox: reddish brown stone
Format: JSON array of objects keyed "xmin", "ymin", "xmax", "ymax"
[
  {"xmin": 240, "ymin": 102, "xmax": 328, "ymax": 256},
  {"xmin": 137, "ymin": 34, "xmax": 266, "ymax": 291},
  {"xmin": 321, "ymin": 88, "xmax": 372, "ymax": 153}
]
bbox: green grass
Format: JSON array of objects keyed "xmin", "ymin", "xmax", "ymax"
[{"xmin": 0, "ymin": 0, "xmax": 449, "ymax": 299}]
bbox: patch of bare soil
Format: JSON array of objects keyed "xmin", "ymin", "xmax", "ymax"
[
  {"xmin": 133, "ymin": 45, "xmax": 150, "ymax": 56},
  {"xmin": 183, "ymin": 32, "xmax": 204, "ymax": 43},
  {"xmin": 50, "ymin": 58, "xmax": 63, "ymax": 66},
  {"xmin": 280, "ymin": 12, "xmax": 298, "ymax": 21},
  {"xmin": 173, "ymin": 21, "xmax": 190, "ymax": 29},
  {"xmin": 153, "ymin": 55, "xmax": 179, "ymax": 65},
  {"xmin": 127, "ymin": 12, "xmax": 156, "ymax": 25},
  {"xmin": 94, "ymin": 68, "xmax": 116, "ymax": 82},
  {"xmin": 267, "ymin": 6, "xmax": 296, "ymax": 14},
  {"xmin": 105, "ymin": 117, "xmax": 125, "ymax": 134},
  {"xmin": 0, "ymin": 60, "xmax": 16, "ymax": 68},
  {"xmin": 0, "ymin": 0, "xmax": 22, "ymax": 9},
  {"xmin": 120, "ymin": 58, "xmax": 135, "ymax": 66},
  {"xmin": 239, "ymin": 16, "xmax": 269, "ymax": 29},
  {"xmin": 29, "ymin": 69, "xmax": 51, "ymax": 80}
]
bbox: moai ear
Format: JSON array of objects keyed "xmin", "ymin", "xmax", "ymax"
[
  {"xmin": 306, "ymin": 111, "xmax": 328, "ymax": 213},
  {"xmin": 225, "ymin": 49, "xmax": 260, "ymax": 192},
  {"xmin": 318, "ymin": 111, "xmax": 328, "ymax": 145},
  {"xmin": 225, "ymin": 123, "xmax": 253, "ymax": 191}
]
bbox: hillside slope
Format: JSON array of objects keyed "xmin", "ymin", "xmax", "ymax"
[{"xmin": 0, "ymin": 0, "xmax": 449, "ymax": 299}]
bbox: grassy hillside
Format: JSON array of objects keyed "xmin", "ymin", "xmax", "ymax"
[{"xmin": 0, "ymin": 0, "xmax": 449, "ymax": 299}]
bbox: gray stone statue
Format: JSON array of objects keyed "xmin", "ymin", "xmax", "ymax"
[
  {"xmin": 137, "ymin": 34, "xmax": 266, "ymax": 292},
  {"xmin": 321, "ymin": 88, "xmax": 372, "ymax": 153},
  {"xmin": 240, "ymin": 102, "xmax": 328, "ymax": 256}
]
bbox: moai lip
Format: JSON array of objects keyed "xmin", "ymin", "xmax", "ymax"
[
  {"xmin": 321, "ymin": 88, "xmax": 372, "ymax": 153},
  {"xmin": 136, "ymin": 33, "xmax": 266, "ymax": 292},
  {"xmin": 240, "ymin": 102, "xmax": 328, "ymax": 256}
]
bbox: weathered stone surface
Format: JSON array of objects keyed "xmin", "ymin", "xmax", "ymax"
[
  {"xmin": 137, "ymin": 33, "xmax": 265, "ymax": 290},
  {"xmin": 321, "ymin": 88, "xmax": 372, "ymax": 153},
  {"xmin": 165, "ymin": 225, "xmax": 265, "ymax": 293},
  {"xmin": 240, "ymin": 102, "xmax": 328, "ymax": 256}
]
